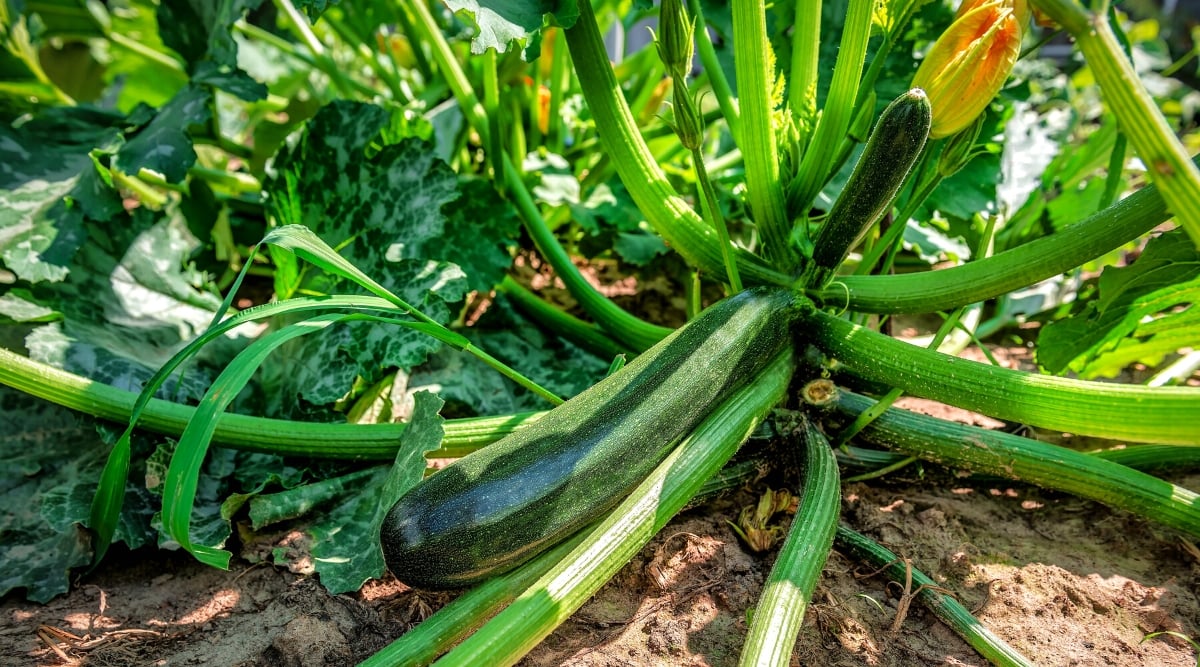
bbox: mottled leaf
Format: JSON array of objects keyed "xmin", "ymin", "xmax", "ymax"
[
  {"xmin": 444, "ymin": 0, "xmax": 580, "ymax": 58},
  {"xmin": 408, "ymin": 296, "xmax": 608, "ymax": 416},
  {"xmin": 0, "ymin": 107, "xmax": 124, "ymax": 283},
  {"xmin": 114, "ymin": 84, "xmax": 212, "ymax": 184},
  {"xmin": 255, "ymin": 391, "xmax": 445, "ymax": 594}
]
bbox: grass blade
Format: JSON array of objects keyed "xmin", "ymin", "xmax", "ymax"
[{"xmin": 834, "ymin": 525, "xmax": 1035, "ymax": 667}]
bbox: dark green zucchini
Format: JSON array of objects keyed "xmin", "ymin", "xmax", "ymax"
[
  {"xmin": 805, "ymin": 88, "xmax": 932, "ymax": 288},
  {"xmin": 380, "ymin": 287, "xmax": 807, "ymax": 589}
]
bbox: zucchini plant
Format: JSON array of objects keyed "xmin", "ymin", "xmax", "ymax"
[{"xmin": 1, "ymin": 0, "xmax": 1199, "ymax": 665}]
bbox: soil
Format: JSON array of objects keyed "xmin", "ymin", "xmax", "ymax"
[
  {"xmin": 4, "ymin": 459, "xmax": 1198, "ymax": 666},
  {"xmin": 4, "ymin": 268, "xmax": 1199, "ymax": 666}
]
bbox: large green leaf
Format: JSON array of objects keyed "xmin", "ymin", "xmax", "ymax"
[
  {"xmin": 24, "ymin": 206, "xmax": 228, "ymax": 401},
  {"xmin": 114, "ymin": 84, "xmax": 211, "ymax": 184},
  {"xmin": 0, "ymin": 106, "xmax": 125, "ymax": 283},
  {"xmin": 443, "ymin": 0, "xmax": 580, "ymax": 57},
  {"xmin": 249, "ymin": 391, "xmax": 445, "ymax": 593},
  {"xmin": 0, "ymin": 387, "xmax": 161, "ymax": 601},
  {"xmin": 1037, "ymin": 230, "xmax": 1200, "ymax": 377},
  {"xmin": 156, "ymin": 0, "xmax": 266, "ymax": 101},
  {"xmin": 262, "ymin": 101, "xmax": 488, "ymax": 412}
]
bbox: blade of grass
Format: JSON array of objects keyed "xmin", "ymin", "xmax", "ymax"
[{"xmin": 834, "ymin": 525, "xmax": 1036, "ymax": 667}]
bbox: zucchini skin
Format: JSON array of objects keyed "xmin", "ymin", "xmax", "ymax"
[
  {"xmin": 380, "ymin": 287, "xmax": 807, "ymax": 589},
  {"xmin": 806, "ymin": 88, "xmax": 932, "ymax": 288}
]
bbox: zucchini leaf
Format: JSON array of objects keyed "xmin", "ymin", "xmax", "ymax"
[
  {"xmin": 0, "ymin": 386, "xmax": 160, "ymax": 602},
  {"xmin": 1037, "ymin": 230, "xmax": 1200, "ymax": 378},
  {"xmin": 248, "ymin": 391, "xmax": 445, "ymax": 593},
  {"xmin": 441, "ymin": 0, "xmax": 580, "ymax": 58}
]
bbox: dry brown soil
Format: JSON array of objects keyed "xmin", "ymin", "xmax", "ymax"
[{"xmin": 3, "ymin": 438, "xmax": 1198, "ymax": 667}]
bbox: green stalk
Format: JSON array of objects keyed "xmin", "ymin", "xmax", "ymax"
[
  {"xmin": 502, "ymin": 158, "xmax": 672, "ymax": 351},
  {"xmin": 835, "ymin": 392, "xmax": 1200, "ymax": 539},
  {"xmin": 272, "ymin": 0, "xmax": 356, "ymax": 98},
  {"xmin": 0, "ymin": 347, "xmax": 540, "ymax": 460},
  {"xmin": 789, "ymin": 0, "xmax": 874, "ymax": 210},
  {"xmin": 433, "ymin": 350, "xmax": 795, "ymax": 666},
  {"xmin": 788, "ymin": 0, "xmax": 821, "ymax": 132},
  {"xmin": 819, "ymin": 170, "xmax": 1172, "ymax": 312},
  {"xmin": 1032, "ymin": 0, "xmax": 1200, "ymax": 248},
  {"xmin": 547, "ymin": 29, "xmax": 569, "ymax": 153},
  {"xmin": 564, "ymin": 0, "xmax": 790, "ymax": 287},
  {"xmin": 834, "ymin": 526, "xmax": 1036, "ymax": 667},
  {"xmin": 406, "ymin": 1, "xmax": 669, "ymax": 350},
  {"xmin": 811, "ymin": 310, "xmax": 1200, "ymax": 445},
  {"xmin": 739, "ymin": 415, "xmax": 839, "ymax": 667},
  {"xmin": 496, "ymin": 275, "xmax": 633, "ymax": 360},
  {"xmin": 731, "ymin": 0, "xmax": 795, "ymax": 271},
  {"xmin": 694, "ymin": 148, "xmax": 743, "ymax": 291},
  {"xmin": 482, "ymin": 48, "xmax": 504, "ymax": 189},
  {"xmin": 685, "ymin": 0, "xmax": 742, "ymax": 144}
]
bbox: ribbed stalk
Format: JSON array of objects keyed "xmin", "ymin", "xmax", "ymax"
[
  {"xmin": 834, "ymin": 526, "xmax": 1035, "ymax": 667},
  {"xmin": 788, "ymin": 0, "xmax": 874, "ymax": 209},
  {"xmin": 739, "ymin": 415, "xmax": 840, "ymax": 667},
  {"xmin": 819, "ymin": 172, "xmax": 1171, "ymax": 312},
  {"xmin": 433, "ymin": 350, "xmax": 795, "ymax": 666},
  {"xmin": 1032, "ymin": 0, "xmax": 1200, "ymax": 248},
  {"xmin": 731, "ymin": 0, "xmax": 795, "ymax": 271},
  {"xmin": 810, "ymin": 311, "xmax": 1200, "ymax": 444},
  {"xmin": 563, "ymin": 0, "xmax": 791, "ymax": 287},
  {"xmin": 835, "ymin": 392, "xmax": 1200, "ymax": 539},
  {"xmin": 0, "ymin": 347, "xmax": 540, "ymax": 459}
]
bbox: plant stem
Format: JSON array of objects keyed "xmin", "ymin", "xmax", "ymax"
[
  {"xmin": 0, "ymin": 347, "xmax": 541, "ymax": 459},
  {"xmin": 1032, "ymin": 0, "xmax": 1200, "ymax": 248},
  {"xmin": 693, "ymin": 148, "xmax": 743, "ymax": 292},
  {"xmin": 686, "ymin": 0, "xmax": 742, "ymax": 144},
  {"xmin": 564, "ymin": 0, "xmax": 790, "ymax": 287},
  {"xmin": 788, "ymin": 0, "xmax": 821, "ymax": 133},
  {"xmin": 789, "ymin": 0, "xmax": 874, "ymax": 211},
  {"xmin": 502, "ymin": 158, "xmax": 672, "ymax": 351},
  {"xmin": 818, "ymin": 169, "xmax": 1172, "ymax": 312},
  {"xmin": 739, "ymin": 415, "xmax": 839, "ymax": 666},
  {"xmin": 835, "ymin": 526, "xmax": 1036, "ymax": 667},
  {"xmin": 811, "ymin": 311, "xmax": 1200, "ymax": 445},
  {"xmin": 835, "ymin": 392, "xmax": 1200, "ymax": 539},
  {"xmin": 731, "ymin": 0, "xmax": 795, "ymax": 271}
]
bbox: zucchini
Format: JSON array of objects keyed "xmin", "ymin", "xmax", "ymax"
[
  {"xmin": 380, "ymin": 287, "xmax": 807, "ymax": 589},
  {"xmin": 804, "ymin": 88, "xmax": 932, "ymax": 288}
]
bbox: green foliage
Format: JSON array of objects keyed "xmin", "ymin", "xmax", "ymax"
[{"xmin": 1038, "ymin": 231, "xmax": 1200, "ymax": 377}]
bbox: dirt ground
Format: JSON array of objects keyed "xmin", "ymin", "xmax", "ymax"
[{"xmin": 3, "ymin": 449, "xmax": 1198, "ymax": 666}]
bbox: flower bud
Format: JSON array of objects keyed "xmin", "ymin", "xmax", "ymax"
[
  {"xmin": 912, "ymin": 0, "xmax": 1027, "ymax": 139},
  {"xmin": 654, "ymin": 0, "xmax": 696, "ymax": 81},
  {"xmin": 937, "ymin": 112, "xmax": 985, "ymax": 177},
  {"xmin": 671, "ymin": 87, "xmax": 704, "ymax": 150}
]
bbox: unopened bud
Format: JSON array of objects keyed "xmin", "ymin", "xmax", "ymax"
[
  {"xmin": 655, "ymin": 0, "xmax": 696, "ymax": 81},
  {"xmin": 937, "ymin": 112, "xmax": 985, "ymax": 177},
  {"xmin": 912, "ymin": 0, "xmax": 1028, "ymax": 139},
  {"xmin": 671, "ymin": 86, "xmax": 704, "ymax": 150}
]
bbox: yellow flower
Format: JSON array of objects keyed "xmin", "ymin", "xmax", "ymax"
[{"xmin": 912, "ymin": 0, "xmax": 1028, "ymax": 139}]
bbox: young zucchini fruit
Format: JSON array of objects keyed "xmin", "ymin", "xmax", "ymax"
[
  {"xmin": 380, "ymin": 287, "xmax": 808, "ymax": 589},
  {"xmin": 804, "ymin": 88, "xmax": 932, "ymax": 288}
]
